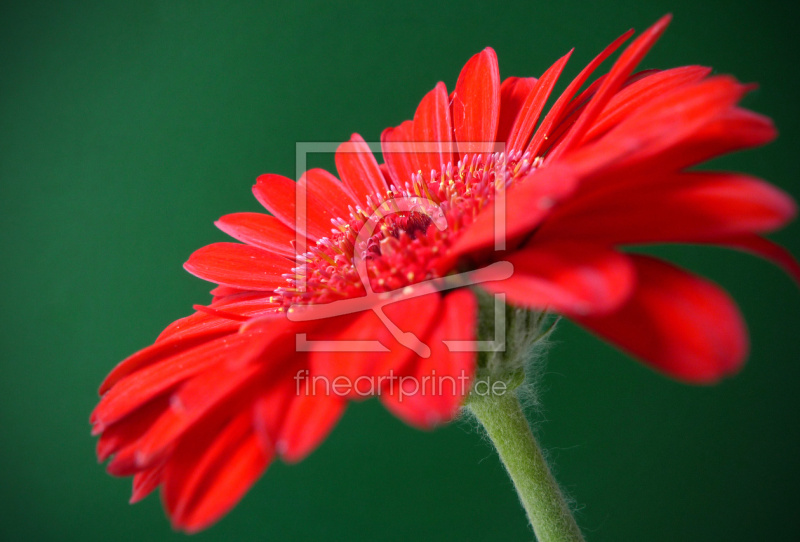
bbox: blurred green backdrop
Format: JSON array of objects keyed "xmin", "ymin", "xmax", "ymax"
[{"xmin": 2, "ymin": 1, "xmax": 798, "ymax": 540}]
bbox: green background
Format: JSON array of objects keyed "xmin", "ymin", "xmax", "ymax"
[{"xmin": 2, "ymin": 1, "xmax": 798, "ymax": 540}]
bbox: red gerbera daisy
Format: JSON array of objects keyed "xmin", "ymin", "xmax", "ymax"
[{"xmin": 92, "ymin": 14, "xmax": 797, "ymax": 533}]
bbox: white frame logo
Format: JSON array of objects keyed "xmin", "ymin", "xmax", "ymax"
[{"xmin": 289, "ymin": 140, "xmax": 512, "ymax": 355}]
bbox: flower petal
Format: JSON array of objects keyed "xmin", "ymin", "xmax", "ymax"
[
  {"xmin": 381, "ymin": 120, "xmax": 419, "ymax": 187},
  {"xmin": 549, "ymin": 14, "xmax": 672, "ymax": 160},
  {"xmin": 527, "ymin": 29, "xmax": 634, "ymax": 158},
  {"xmin": 299, "ymin": 167, "xmax": 358, "ymax": 216},
  {"xmin": 163, "ymin": 409, "xmax": 272, "ymax": 533},
  {"xmin": 711, "ymin": 233, "xmax": 800, "ymax": 286},
  {"xmin": 452, "ymin": 48, "xmax": 500, "ymax": 155},
  {"xmin": 93, "ymin": 331, "xmax": 260, "ymax": 431},
  {"xmin": 380, "ymin": 289, "xmax": 477, "ymax": 429},
  {"xmin": 130, "ymin": 465, "xmax": 163, "ymax": 503},
  {"xmin": 647, "ymin": 108, "xmax": 777, "ymax": 172},
  {"xmin": 413, "ymin": 81, "xmax": 454, "ymax": 177},
  {"xmin": 96, "ymin": 395, "xmax": 170, "ymax": 461},
  {"xmin": 575, "ymin": 255, "xmax": 748, "ymax": 383},
  {"xmin": 252, "ymin": 173, "xmax": 337, "ymax": 240},
  {"xmin": 505, "ymin": 51, "xmax": 571, "ymax": 154},
  {"xmin": 309, "ymin": 292, "xmax": 442, "ymax": 399},
  {"xmin": 480, "ymin": 241, "xmax": 635, "ymax": 315},
  {"xmin": 564, "ymin": 76, "xmax": 748, "ymax": 179},
  {"xmin": 496, "ymin": 77, "xmax": 538, "ymax": 144},
  {"xmin": 128, "ymin": 317, "xmax": 306, "ymax": 466},
  {"xmin": 158, "ymin": 292, "xmax": 275, "ymax": 342},
  {"xmin": 209, "ymin": 285, "xmax": 251, "ymax": 301},
  {"xmin": 440, "ymin": 164, "xmax": 579, "ymax": 267},
  {"xmin": 132, "ymin": 359, "xmax": 266, "ymax": 468},
  {"xmin": 184, "ymin": 242, "xmax": 293, "ymax": 291},
  {"xmin": 537, "ymin": 172, "xmax": 797, "ymax": 244},
  {"xmin": 582, "ymin": 65, "xmax": 712, "ymax": 142},
  {"xmin": 215, "ymin": 212, "xmax": 297, "ymax": 258},
  {"xmin": 97, "ymin": 325, "xmax": 239, "ymax": 396},
  {"xmin": 275, "ymin": 386, "xmax": 346, "ymax": 463},
  {"xmin": 335, "ymin": 133, "xmax": 387, "ymax": 201},
  {"xmin": 251, "ymin": 378, "xmax": 297, "ymax": 451}
]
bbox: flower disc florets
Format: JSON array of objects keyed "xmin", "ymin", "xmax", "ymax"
[{"xmin": 273, "ymin": 150, "xmax": 535, "ymax": 308}]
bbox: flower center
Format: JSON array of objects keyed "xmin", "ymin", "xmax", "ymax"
[{"xmin": 272, "ymin": 151, "xmax": 536, "ymax": 308}]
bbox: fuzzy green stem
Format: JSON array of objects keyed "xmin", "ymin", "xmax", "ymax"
[{"xmin": 467, "ymin": 391, "xmax": 584, "ymax": 542}]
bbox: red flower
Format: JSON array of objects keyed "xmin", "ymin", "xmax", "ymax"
[{"xmin": 92, "ymin": 15, "xmax": 797, "ymax": 532}]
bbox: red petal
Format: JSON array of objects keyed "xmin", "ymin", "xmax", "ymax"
[
  {"xmin": 713, "ymin": 233, "xmax": 800, "ymax": 286},
  {"xmin": 133, "ymin": 359, "xmax": 266, "ymax": 468},
  {"xmin": 252, "ymin": 173, "xmax": 337, "ymax": 240},
  {"xmin": 130, "ymin": 318, "xmax": 302, "ymax": 465},
  {"xmin": 299, "ymin": 168, "xmax": 358, "ymax": 217},
  {"xmin": 480, "ymin": 242, "xmax": 635, "ymax": 315},
  {"xmin": 309, "ymin": 292, "xmax": 442, "ymax": 399},
  {"xmin": 381, "ymin": 120, "xmax": 419, "ymax": 187},
  {"xmin": 413, "ymin": 81, "xmax": 454, "ymax": 176},
  {"xmin": 575, "ymin": 255, "xmax": 748, "ymax": 383},
  {"xmin": 96, "ymin": 395, "xmax": 170, "ymax": 461},
  {"xmin": 441, "ymin": 164, "xmax": 578, "ymax": 266},
  {"xmin": 163, "ymin": 410, "xmax": 272, "ymax": 533},
  {"xmin": 537, "ymin": 172, "xmax": 797, "ymax": 244},
  {"xmin": 93, "ymin": 329, "xmax": 267, "ymax": 431},
  {"xmin": 378, "ymin": 162, "xmax": 393, "ymax": 185},
  {"xmin": 582, "ymin": 65, "xmax": 712, "ymax": 142},
  {"xmin": 452, "ymin": 48, "xmax": 500, "ymax": 155},
  {"xmin": 157, "ymin": 293, "xmax": 275, "ymax": 343},
  {"xmin": 105, "ymin": 442, "xmax": 141, "ymax": 476},
  {"xmin": 215, "ymin": 213, "xmax": 297, "ymax": 258},
  {"xmin": 647, "ymin": 108, "xmax": 777, "ymax": 172},
  {"xmin": 564, "ymin": 76, "xmax": 748, "ymax": 179},
  {"xmin": 98, "ymin": 325, "xmax": 238, "ymax": 396},
  {"xmin": 534, "ymin": 74, "xmax": 609, "ymax": 157},
  {"xmin": 335, "ymin": 133, "xmax": 387, "ymax": 201},
  {"xmin": 184, "ymin": 242, "xmax": 293, "ymax": 291},
  {"xmin": 380, "ymin": 289, "xmax": 477, "ymax": 429},
  {"xmin": 277, "ymin": 385, "xmax": 346, "ymax": 463},
  {"xmin": 505, "ymin": 51, "xmax": 572, "ymax": 154},
  {"xmin": 209, "ymin": 285, "xmax": 251, "ymax": 301},
  {"xmin": 130, "ymin": 465, "xmax": 163, "ymax": 503},
  {"xmin": 496, "ymin": 77, "xmax": 538, "ymax": 145},
  {"xmin": 527, "ymin": 29, "xmax": 634, "ymax": 158},
  {"xmin": 251, "ymin": 378, "xmax": 297, "ymax": 451},
  {"xmin": 550, "ymin": 14, "xmax": 672, "ymax": 160}
]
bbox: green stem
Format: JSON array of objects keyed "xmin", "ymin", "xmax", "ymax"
[{"xmin": 467, "ymin": 391, "xmax": 584, "ymax": 542}]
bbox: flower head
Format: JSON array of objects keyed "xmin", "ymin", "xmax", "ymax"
[{"xmin": 92, "ymin": 15, "xmax": 797, "ymax": 532}]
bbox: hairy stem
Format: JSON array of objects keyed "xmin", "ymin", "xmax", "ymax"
[{"xmin": 467, "ymin": 391, "xmax": 584, "ymax": 542}]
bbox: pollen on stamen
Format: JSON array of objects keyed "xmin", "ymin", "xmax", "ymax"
[{"xmin": 271, "ymin": 151, "xmax": 534, "ymax": 308}]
